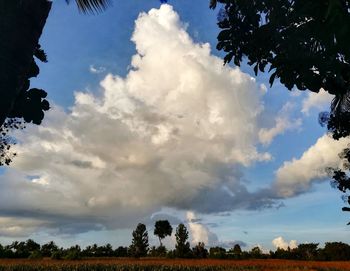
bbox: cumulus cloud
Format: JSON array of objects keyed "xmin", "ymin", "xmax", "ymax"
[
  {"xmin": 274, "ymin": 135, "xmax": 349, "ymax": 197},
  {"xmin": 0, "ymin": 5, "xmax": 278, "ymax": 236},
  {"xmin": 259, "ymin": 102, "xmax": 302, "ymax": 146},
  {"xmin": 301, "ymin": 89, "xmax": 333, "ymax": 115},
  {"xmin": 272, "ymin": 236, "xmax": 297, "ymax": 250},
  {"xmin": 186, "ymin": 212, "xmax": 245, "ymax": 248}
]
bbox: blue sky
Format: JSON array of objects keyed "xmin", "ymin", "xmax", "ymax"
[{"xmin": 1, "ymin": 0, "xmax": 349, "ymax": 251}]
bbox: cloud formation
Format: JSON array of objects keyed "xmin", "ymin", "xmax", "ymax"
[
  {"xmin": 272, "ymin": 236, "xmax": 297, "ymax": 250},
  {"xmin": 274, "ymin": 135, "xmax": 348, "ymax": 197},
  {"xmin": 0, "ymin": 5, "xmax": 275, "ymax": 236}
]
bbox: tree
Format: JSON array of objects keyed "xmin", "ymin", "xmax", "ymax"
[
  {"xmin": 209, "ymin": 246, "xmax": 226, "ymax": 259},
  {"xmin": 295, "ymin": 243, "xmax": 319, "ymax": 260},
  {"xmin": 230, "ymin": 244, "xmax": 242, "ymax": 259},
  {"xmin": 154, "ymin": 220, "xmax": 173, "ymax": 247},
  {"xmin": 322, "ymin": 242, "xmax": 350, "ymax": 260},
  {"xmin": 192, "ymin": 242, "xmax": 208, "ymax": 259},
  {"xmin": 175, "ymin": 223, "xmax": 191, "ymax": 258},
  {"xmin": 129, "ymin": 223, "xmax": 149, "ymax": 258},
  {"xmin": 210, "ymin": 0, "xmax": 350, "ymax": 219},
  {"xmin": 41, "ymin": 241, "xmax": 59, "ymax": 257},
  {"xmin": 0, "ymin": 0, "xmax": 110, "ymax": 165},
  {"xmin": 250, "ymin": 246, "xmax": 262, "ymax": 259}
]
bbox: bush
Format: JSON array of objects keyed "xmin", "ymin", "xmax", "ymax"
[
  {"xmin": 51, "ymin": 251, "xmax": 62, "ymax": 260},
  {"xmin": 28, "ymin": 250, "xmax": 42, "ymax": 259}
]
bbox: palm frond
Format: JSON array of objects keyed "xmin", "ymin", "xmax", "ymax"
[{"xmin": 65, "ymin": 0, "xmax": 111, "ymax": 14}]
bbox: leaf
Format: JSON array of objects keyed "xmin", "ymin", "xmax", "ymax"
[{"xmin": 269, "ymin": 72, "xmax": 277, "ymax": 87}]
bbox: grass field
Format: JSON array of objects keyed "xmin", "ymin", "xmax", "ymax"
[{"xmin": 0, "ymin": 258, "xmax": 349, "ymax": 271}]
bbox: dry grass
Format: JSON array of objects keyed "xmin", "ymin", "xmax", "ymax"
[{"xmin": 0, "ymin": 258, "xmax": 349, "ymax": 271}]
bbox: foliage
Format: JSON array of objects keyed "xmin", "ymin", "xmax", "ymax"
[
  {"xmin": 209, "ymin": 247, "xmax": 226, "ymax": 259},
  {"xmin": 0, "ymin": 118, "xmax": 25, "ymax": 166},
  {"xmin": 65, "ymin": 0, "xmax": 111, "ymax": 13},
  {"xmin": 41, "ymin": 241, "xmax": 59, "ymax": 258},
  {"xmin": 154, "ymin": 220, "xmax": 173, "ymax": 247},
  {"xmin": 129, "ymin": 223, "xmax": 149, "ymax": 258},
  {"xmin": 192, "ymin": 242, "xmax": 208, "ymax": 259},
  {"xmin": 210, "ymin": 0, "xmax": 350, "ymax": 220},
  {"xmin": 28, "ymin": 250, "xmax": 43, "ymax": 260},
  {"xmin": 148, "ymin": 245, "xmax": 167, "ymax": 257},
  {"xmin": 63, "ymin": 246, "xmax": 82, "ymax": 260},
  {"xmin": 175, "ymin": 224, "xmax": 191, "ymax": 258}
]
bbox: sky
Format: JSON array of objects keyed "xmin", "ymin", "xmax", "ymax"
[{"xmin": 1, "ymin": 0, "xmax": 350, "ymax": 251}]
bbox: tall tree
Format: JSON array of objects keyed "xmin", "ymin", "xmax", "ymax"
[
  {"xmin": 210, "ymin": 0, "xmax": 350, "ymax": 219},
  {"xmin": 129, "ymin": 223, "xmax": 149, "ymax": 258},
  {"xmin": 154, "ymin": 220, "xmax": 173, "ymax": 247},
  {"xmin": 175, "ymin": 223, "xmax": 191, "ymax": 258}
]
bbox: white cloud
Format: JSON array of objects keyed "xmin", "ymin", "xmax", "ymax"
[
  {"xmin": 89, "ymin": 65, "xmax": 106, "ymax": 74},
  {"xmin": 259, "ymin": 102, "xmax": 302, "ymax": 146},
  {"xmin": 274, "ymin": 134, "xmax": 349, "ymax": 197},
  {"xmin": 272, "ymin": 236, "xmax": 297, "ymax": 250},
  {"xmin": 0, "ymin": 5, "xmax": 275, "ymax": 236},
  {"xmin": 301, "ymin": 89, "xmax": 333, "ymax": 115},
  {"xmin": 187, "ymin": 211, "xmax": 214, "ymax": 245}
]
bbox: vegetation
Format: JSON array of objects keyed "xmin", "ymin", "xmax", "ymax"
[
  {"xmin": 129, "ymin": 223, "xmax": 149, "ymax": 258},
  {"xmin": 0, "ymin": 259, "xmax": 350, "ymax": 271},
  {"xmin": 154, "ymin": 220, "xmax": 173, "ymax": 247},
  {"xmin": 0, "ymin": 223, "xmax": 350, "ymax": 262},
  {"xmin": 0, "ymin": 0, "xmax": 111, "ymax": 164},
  {"xmin": 210, "ymin": 0, "xmax": 350, "ymax": 220},
  {"xmin": 175, "ymin": 224, "xmax": 191, "ymax": 258}
]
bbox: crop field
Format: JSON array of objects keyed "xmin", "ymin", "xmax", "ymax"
[{"xmin": 0, "ymin": 259, "xmax": 349, "ymax": 271}]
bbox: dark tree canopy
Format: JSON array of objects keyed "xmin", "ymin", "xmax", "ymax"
[
  {"xmin": 154, "ymin": 220, "xmax": 173, "ymax": 246},
  {"xmin": 211, "ymin": 0, "xmax": 350, "ymax": 221},
  {"xmin": 129, "ymin": 223, "xmax": 149, "ymax": 258},
  {"xmin": 211, "ymin": 0, "xmax": 350, "ymax": 131},
  {"xmin": 175, "ymin": 223, "xmax": 191, "ymax": 258},
  {"xmin": 0, "ymin": 0, "xmax": 112, "ymax": 165}
]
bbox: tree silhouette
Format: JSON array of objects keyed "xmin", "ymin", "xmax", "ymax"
[
  {"xmin": 175, "ymin": 223, "xmax": 191, "ymax": 258},
  {"xmin": 129, "ymin": 223, "xmax": 149, "ymax": 258},
  {"xmin": 154, "ymin": 220, "xmax": 173, "ymax": 247},
  {"xmin": 210, "ymin": 0, "xmax": 350, "ymax": 221},
  {"xmin": 0, "ymin": 0, "xmax": 110, "ymax": 165}
]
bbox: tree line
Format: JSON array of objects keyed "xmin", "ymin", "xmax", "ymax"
[{"xmin": 0, "ymin": 221, "xmax": 349, "ymax": 261}]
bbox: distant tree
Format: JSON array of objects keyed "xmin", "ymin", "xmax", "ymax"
[
  {"xmin": 64, "ymin": 245, "xmax": 81, "ymax": 260},
  {"xmin": 154, "ymin": 220, "xmax": 173, "ymax": 247},
  {"xmin": 175, "ymin": 223, "xmax": 191, "ymax": 258},
  {"xmin": 322, "ymin": 242, "xmax": 350, "ymax": 261},
  {"xmin": 295, "ymin": 243, "xmax": 319, "ymax": 260},
  {"xmin": 209, "ymin": 246, "xmax": 226, "ymax": 259},
  {"xmin": 129, "ymin": 223, "xmax": 149, "ymax": 258},
  {"xmin": 41, "ymin": 241, "xmax": 59, "ymax": 257},
  {"xmin": 210, "ymin": 0, "xmax": 350, "ymax": 220},
  {"xmin": 250, "ymin": 246, "xmax": 263, "ymax": 259},
  {"xmin": 148, "ymin": 245, "xmax": 167, "ymax": 257},
  {"xmin": 230, "ymin": 244, "xmax": 242, "ymax": 259},
  {"xmin": 192, "ymin": 242, "xmax": 208, "ymax": 259},
  {"xmin": 271, "ymin": 247, "xmax": 294, "ymax": 260},
  {"xmin": 115, "ymin": 246, "xmax": 128, "ymax": 257}
]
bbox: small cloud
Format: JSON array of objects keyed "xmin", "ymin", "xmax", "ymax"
[{"xmin": 89, "ymin": 65, "xmax": 106, "ymax": 74}]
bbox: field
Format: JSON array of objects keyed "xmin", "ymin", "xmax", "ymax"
[{"xmin": 0, "ymin": 258, "xmax": 349, "ymax": 271}]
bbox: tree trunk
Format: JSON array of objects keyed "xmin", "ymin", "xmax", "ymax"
[{"xmin": 0, "ymin": 0, "xmax": 51, "ymax": 126}]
